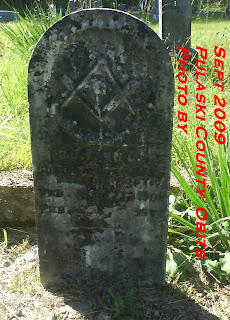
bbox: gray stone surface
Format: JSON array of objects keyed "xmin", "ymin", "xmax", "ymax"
[
  {"xmin": 152, "ymin": 0, "xmax": 159, "ymax": 13},
  {"xmin": 69, "ymin": 0, "xmax": 102, "ymax": 12},
  {"xmin": 0, "ymin": 170, "xmax": 35, "ymax": 227},
  {"xmin": 0, "ymin": 172, "xmax": 181, "ymax": 227},
  {"xmin": 28, "ymin": 9, "xmax": 174, "ymax": 288},
  {"xmin": 117, "ymin": 3, "xmax": 126, "ymax": 12},
  {"xmin": 0, "ymin": 11, "xmax": 19, "ymax": 23},
  {"xmin": 89, "ymin": 0, "xmax": 103, "ymax": 8},
  {"xmin": 226, "ymin": 1, "xmax": 230, "ymax": 20},
  {"xmin": 152, "ymin": 0, "xmax": 159, "ymax": 23},
  {"xmin": 69, "ymin": 0, "xmax": 103, "ymax": 12},
  {"xmin": 0, "ymin": 187, "xmax": 35, "ymax": 226},
  {"xmin": 159, "ymin": 0, "xmax": 191, "ymax": 52},
  {"xmin": 69, "ymin": 0, "xmax": 82, "ymax": 12}
]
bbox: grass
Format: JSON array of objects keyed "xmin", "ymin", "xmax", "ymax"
[
  {"xmin": 0, "ymin": 7, "xmax": 62, "ymax": 170},
  {"xmin": 0, "ymin": 47, "xmax": 31, "ymax": 170},
  {"xmin": 169, "ymin": 137, "xmax": 230, "ymax": 282},
  {"xmin": 168, "ymin": 19, "xmax": 230, "ymax": 281},
  {"xmin": 172, "ymin": 18, "xmax": 230, "ymax": 164}
]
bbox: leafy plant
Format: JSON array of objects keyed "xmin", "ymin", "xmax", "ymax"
[
  {"xmin": 166, "ymin": 247, "xmax": 194, "ymax": 280},
  {"xmin": 0, "ymin": 3, "xmax": 63, "ymax": 58},
  {"xmin": 169, "ymin": 135, "xmax": 230, "ymax": 282},
  {"xmin": 108, "ymin": 288, "xmax": 144, "ymax": 318}
]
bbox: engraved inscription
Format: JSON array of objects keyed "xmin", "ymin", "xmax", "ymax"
[
  {"xmin": 40, "ymin": 205, "xmax": 65, "ymax": 214},
  {"xmin": 38, "ymin": 183, "xmax": 167, "ymax": 216},
  {"xmin": 60, "ymin": 58, "xmax": 140, "ymax": 122},
  {"xmin": 53, "ymin": 148, "xmax": 148, "ymax": 164}
]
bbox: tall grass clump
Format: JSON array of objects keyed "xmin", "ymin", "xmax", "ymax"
[
  {"xmin": 167, "ymin": 17, "xmax": 230, "ymax": 282},
  {"xmin": 0, "ymin": 3, "xmax": 63, "ymax": 170},
  {"xmin": 169, "ymin": 26, "xmax": 230, "ymax": 280},
  {"xmin": 0, "ymin": 4, "xmax": 63, "ymax": 59},
  {"xmin": 0, "ymin": 51, "xmax": 31, "ymax": 170},
  {"xmin": 168, "ymin": 137, "xmax": 230, "ymax": 282}
]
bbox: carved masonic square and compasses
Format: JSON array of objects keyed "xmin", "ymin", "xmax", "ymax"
[{"xmin": 60, "ymin": 58, "xmax": 140, "ymax": 122}]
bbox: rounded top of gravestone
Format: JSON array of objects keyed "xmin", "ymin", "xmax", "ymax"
[{"xmin": 28, "ymin": 9, "xmax": 174, "ymax": 145}]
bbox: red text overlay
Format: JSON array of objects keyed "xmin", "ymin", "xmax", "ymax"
[
  {"xmin": 177, "ymin": 45, "xmax": 227, "ymax": 259},
  {"xmin": 214, "ymin": 46, "xmax": 226, "ymax": 144},
  {"xmin": 195, "ymin": 46, "xmax": 208, "ymax": 259}
]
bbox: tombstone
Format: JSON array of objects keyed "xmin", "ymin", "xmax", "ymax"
[
  {"xmin": 69, "ymin": 0, "xmax": 82, "ymax": 12},
  {"xmin": 56, "ymin": 8, "xmax": 67, "ymax": 16},
  {"xmin": 226, "ymin": 0, "xmax": 230, "ymax": 20},
  {"xmin": 159, "ymin": 0, "xmax": 174, "ymax": 52},
  {"xmin": 0, "ymin": 11, "xmax": 19, "ymax": 23},
  {"xmin": 151, "ymin": 0, "xmax": 159, "ymax": 22},
  {"xmin": 159, "ymin": 0, "xmax": 191, "ymax": 53},
  {"xmin": 86, "ymin": 0, "xmax": 103, "ymax": 8},
  {"xmin": 117, "ymin": 3, "xmax": 126, "ymax": 12},
  {"xmin": 93, "ymin": 0, "xmax": 103, "ymax": 7},
  {"xmin": 152, "ymin": 0, "xmax": 159, "ymax": 13},
  {"xmin": 69, "ymin": 0, "xmax": 103, "ymax": 11},
  {"xmin": 28, "ymin": 9, "xmax": 174, "ymax": 289},
  {"xmin": 195, "ymin": 10, "xmax": 207, "ymax": 16}
]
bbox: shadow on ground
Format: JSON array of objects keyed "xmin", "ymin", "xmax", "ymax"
[
  {"xmin": 0, "ymin": 227, "xmax": 224, "ymax": 320},
  {"xmin": 57, "ymin": 278, "xmax": 221, "ymax": 320}
]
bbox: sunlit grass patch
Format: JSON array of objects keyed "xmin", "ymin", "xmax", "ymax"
[{"xmin": 0, "ymin": 52, "xmax": 31, "ymax": 170}]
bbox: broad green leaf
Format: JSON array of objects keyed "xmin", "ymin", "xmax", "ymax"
[
  {"xmin": 166, "ymin": 251, "xmax": 178, "ymax": 277},
  {"xmin": 204, "ymin": 259, "xmax": 220, "ymax": 273},
  {"xmin": 220, "ymin": 252, "xmax": 230, "ymax": 275},
  {"xmin": 173, "ymin": 251, "xmax": 193, "ymax": 272}
]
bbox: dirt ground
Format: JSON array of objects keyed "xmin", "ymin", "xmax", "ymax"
[{"xmin": 0, "ymin": 227, "xmax": 229, "ymax": 320}]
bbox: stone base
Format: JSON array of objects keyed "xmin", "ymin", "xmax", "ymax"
[
  {"xmin": 0, "ymin": 170, "xmax": 35, "ymax": 227},
  {"xmin": 0, "ymin": 186, "xmax": 35, "ymax": 227},
  {"xmin": 0, "ymin": 170, "xmax": 182, "ymax": 227}
]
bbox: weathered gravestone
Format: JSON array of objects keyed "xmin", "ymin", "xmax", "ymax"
[
  {"xmin": 28, "ymin": 9, "xmax": 174, "ymax": 288},
  {"xmin": 90, "ymin": 0, "xmax": 103, "ymax": 8},
  {"xmin": 152, "ymin": 0, "xmax": 159, "ymax": 22},
  {"xmin": 69, "ymin": 0, "xmax": 81, "ymax": 12},
  {"xmin": 69, "ymin": 0, "xmax": 103, "ymax": 12},
  {"xmin": 0, "ymin": 11, "xmax": 19, "ymax": 23},
  {"xmin": 117, "ymin": 3, "xmax": 126, "ymax": 12},
  {"xmin": 152, "ymin": 0, "xmax": 159, "ymax": 13},
  {"xmin": 159, "ymin": 0, "xmax": 191, "ymax": 53},
  {"xmin": 226, "ymin": 0, "xmax": 230, "ymax": 20}
]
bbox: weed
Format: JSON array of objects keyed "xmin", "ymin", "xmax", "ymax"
[
  {"xmin": 0, "ymin": 4, "xmax": 63, "ymax": 59},
  {"xmin": 3, "ymin": 229, "xmax": 8, "ymax": 247},
  {"xmin": 108, "ymin": 288, "xmax": 144, "ymax": 318}
]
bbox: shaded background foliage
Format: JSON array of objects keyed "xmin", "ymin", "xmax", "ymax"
[
  {"xmin": 1, "ymin": 0, "xmax": 67, "ymax": 13},
  {"xmin": 1, "ymin": 0, "xmax": 228, "ymax": 15},
  {"xmin": 192, "ymin": 0, "xmax": 227, "ymax": 12}
]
